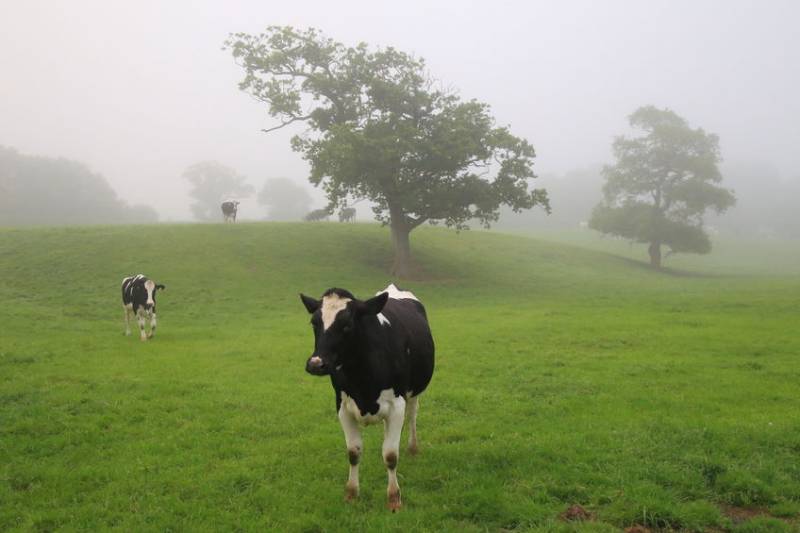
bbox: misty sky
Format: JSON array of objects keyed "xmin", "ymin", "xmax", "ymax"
[{"xmin": 1, "ymin": 0, "xmax": 798, "ymax": 220}]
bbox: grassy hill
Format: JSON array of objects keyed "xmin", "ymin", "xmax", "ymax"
[{"xmin": 1, "ymin": 223, "xmax": 799, "ymax": 532}]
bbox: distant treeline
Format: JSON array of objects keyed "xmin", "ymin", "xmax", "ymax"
[
  {"xmin": 0, "ymin": 146, "xmax": 157, "ymax": 226},
  {"xmin": 497, "ymin": 164, "xmax": 800, "ymax": 239}
]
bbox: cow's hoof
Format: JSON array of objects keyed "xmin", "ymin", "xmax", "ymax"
[
  {"xmin": 344, "ymin": 483, "xmax": 359, "ymax": 502},
  {"xmin": 408, "ymin": 443, "xmax": 419, "ymax": 455},
  {"xmin": 387, "ymin": 491, "xmax": 401, "ymax": 512},
  {"xmin": 140, "ymin": 337, "xmax": 147, "ymax": 342}
]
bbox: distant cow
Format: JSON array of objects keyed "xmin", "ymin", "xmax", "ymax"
[
  {"xmin": 338, "ymin": 207, "xmax": 356, "ymax": 223},
  {"xmin": 221, "ymin": 201, "xmax": 240, "ymax": 222},
  {"xmin": 304, "ymin": 208, "xmax": 331, "ymax": 222},
  {"xmin": 300, "ymin": 284, "xmax": 435, "ymax": 511},
  {"xmin": 122, "ymin": 275, "xmax": 165, "ymax": 341}
]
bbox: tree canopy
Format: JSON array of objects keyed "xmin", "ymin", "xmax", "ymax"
[
  {"xmin": 589, "ymin": 106, "xmax": 735, "ymax": 268},
  {"xmin": 182, "ymin": 161, "xmax": 254, "ymax": 222},
  {"xmin": 258, "ymin": 177, "xmax": 313, "ymax": 221},
  {"xmin": 0, "ymin": 146, "xmax": 158, "ymax": 226},
  {"xmin": 225, "ymin": 26, "xmax": 549, "ymax": 276}
]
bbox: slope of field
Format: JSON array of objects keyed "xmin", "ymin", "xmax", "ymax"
[{"xmin": 1, "ymin": 223, "xmax": 799, "ymax": 532}]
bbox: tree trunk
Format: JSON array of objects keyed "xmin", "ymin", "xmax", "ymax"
[
  {"xmin": 648, "ymin": 241, "xmax": 662, "ymax": 269},
  {"xmin": 389, "ymin": 205, "xmax": 413, "ymax": 278}
]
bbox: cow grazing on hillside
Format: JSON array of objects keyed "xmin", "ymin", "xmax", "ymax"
[
  {"xmin": 300, "ymin": 284, "xmax": 435, "ymax": 511},
  {"xmin": 122, "ymin": 275, "xmax": 165, "ymax": 341},
  {"xmin": 304, "ymin": 208, "xmax": 331, "ymax": 222},
  {"xmin": 221, "ymin": 201, "xmax": 240, "ymax": 222},
  {"xmin": 338, "ymin": 207, "xmax": 356, "ymax": 223}
]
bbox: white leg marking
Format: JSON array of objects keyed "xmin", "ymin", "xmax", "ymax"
[
  {"xmin": 137, "ymin": 310, "xmax": 147, "ymax": 341},
  {"xmin": 406, "ymin": 395, "xmax": 419, "ymax": 454},
  {"xmin": 383, "ymin": 394, "xmax": 406, "ymax": 511},
  {"xmin": 148, "ymin": 313, "xmax": 157, "ymax": 339},
  {"xmin": 339, "ymin": 403, "xmax": 362, "ymax": 501}
]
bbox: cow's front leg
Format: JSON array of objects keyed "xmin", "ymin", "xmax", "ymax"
[
  {"xmin": 338, "ymin": 405, "xmax": 362, "ymax": 501},
  {"xmin": 137, "ymin": 310, "xmax": 147, "ymax": 341},
  {"xmin": 383, "ymin": 395, "xmax": 406, "ymax": 511},
  {"xmin": 123, "ymin": 305, "xmax": 132, "ymax": 336},
  {"xmin": 148, "ymin": 312, "xmax": 157, "ymax": 339}
]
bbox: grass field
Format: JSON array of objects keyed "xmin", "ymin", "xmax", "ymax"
[{"xmin": 1, "ymin": 223, "xmax": 799, "ymax": 532}]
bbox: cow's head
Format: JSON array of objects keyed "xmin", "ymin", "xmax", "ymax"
[
  {"xmin": 299, "ymin": 288, "xmax": 388, "ymax": 376},
  {"xmin": 143, "ymin": 280, "xmax": 166, "ymax": 311}
]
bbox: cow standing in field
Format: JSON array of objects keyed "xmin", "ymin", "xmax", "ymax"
[
  {"xmin": 300, "ymin": 284, "xmax": 435, "ymax": 511},
  {"xmin": 122, "ymin": 275, "xmax": 165, "ymax": 341},
  {"xmin": 338, "ymin": 207, "xmax": 356, "ymax": 223},
  {"xmin": 221, "ymin": 201, "xmax": 240, "ymax": 222}
]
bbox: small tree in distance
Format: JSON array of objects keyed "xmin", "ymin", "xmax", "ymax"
[
  {"xmin": 258, "ymin": 177, "xmax": 312, "ymax": 220},
  {"xmin": 183, "ymin": 161, "xmax": 254, "ymax": 221},
  {"xmin": 225, "ymin": 26, "xmax": 549, "ymax": 277},
  {"xmin": 590, "ymin": 106, "xmax": 735, "ymax": 268}
]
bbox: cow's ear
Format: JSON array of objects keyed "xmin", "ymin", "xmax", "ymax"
[
  {"xmin": 300, "ymin": 293, "xmax": 320, "ymax": 314},
  {"xmin": 358, "ymin": 292, "xmax": 388, "ymax": 315},
  {"xmin": 156, "ymin": 284, "xmax": 166, "ymax": 291}
]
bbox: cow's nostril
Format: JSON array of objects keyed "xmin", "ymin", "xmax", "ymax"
[{"xmin": 306, "ymin": 356, "xmax": 329, "ymax": 376}]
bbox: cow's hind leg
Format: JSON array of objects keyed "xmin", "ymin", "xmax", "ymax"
[
  {"xmin": 123, "ymin": 305, "xmax": 132, "ymax": 336},
  {"xmin": 406, "ymin": 395, "xmax": 419, "ymax": 455},
  {"xmin": 383, "ymin": 395, "xmax": 406, "ymax": 511},
  {"xmin": 338, "ymin": 406, "xmax": 362, "ymax": 501}
]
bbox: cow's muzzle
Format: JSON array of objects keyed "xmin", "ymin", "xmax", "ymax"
[{"xmin": 305, "ymin": 355, "xmax": 329, "ymax": 376}]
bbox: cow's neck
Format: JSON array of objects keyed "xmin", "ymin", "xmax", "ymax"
[{"xmin": 334, "ymin": 324, "xmax": 387, "ymax": 395}]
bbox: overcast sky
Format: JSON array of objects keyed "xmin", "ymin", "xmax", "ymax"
[{"xmin": 1, "ymin": 0, "xmax": 798, "ymax": 220}]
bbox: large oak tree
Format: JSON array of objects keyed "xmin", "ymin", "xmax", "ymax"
[
  {"xmin": 183, "ymin": 161, "xmax": 254, "ymax": 222},
  {"xmin": 590, "ymin": 106, "xmax": 735, "ymax": 268},
  {"xmin": 225, "ymin": 27, "xmax": 549, "ymax": 276},
  {"xmin": 258, "ymin": 177, "xmax": 312, "ymax": 221}
]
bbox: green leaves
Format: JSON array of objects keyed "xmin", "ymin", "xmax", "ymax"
[
  {"xmin": 226, "ymin": 26, "xmax": 549, "ymax": 234},
  {"xmin": 591, "ymin": 106, "xmax": 735, "ymax": 262}
]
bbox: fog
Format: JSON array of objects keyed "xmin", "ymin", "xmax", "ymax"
[{"xmin": 1, "ymin": 0, "xmax": 798, "ymax": 227}]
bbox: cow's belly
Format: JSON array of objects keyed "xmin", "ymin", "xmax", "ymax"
[{"xmin": 341, "ymin": 388, "xmax": 399, "ymax": 426}]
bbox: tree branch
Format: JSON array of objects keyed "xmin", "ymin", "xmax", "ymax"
[
  {"xmin": 407, "ymin": 215, "xmax": 428, "ymax": 229},
  {"xmin": 261, "ymin": 114, "xmax": 313, "ymax": 133}
]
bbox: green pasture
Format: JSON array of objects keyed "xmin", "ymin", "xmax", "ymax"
[{"xmin": 1, "ymin": 223, "xmax": 798, "ymax": 532}]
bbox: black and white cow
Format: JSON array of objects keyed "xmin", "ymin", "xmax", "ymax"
[
  {"xmin": 338, "ymin": 207, "xmax": 356, "ymax": 223},
  {"xmin": 221, "ymin": 201, "xmax": 240, "ymax": 222},
  {"xmin": 121, "ymin": 275, "xmax": 165, "ymax": 341},
  {"xmin": 300, "ymin": 283, "xmax": 435, "ymax": 511}
]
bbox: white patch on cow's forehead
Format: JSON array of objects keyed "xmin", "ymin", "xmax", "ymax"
[
  {"xmin": 379, "ymin": 283, "xmax": 419, "ymax": 301},
  {"xmin": 321, "ymin": 294, "xmax": 351, "ymax": 330},
  {"xmin": 144, "ymin": 279, "xmax": 155, "ymax": 304}
]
